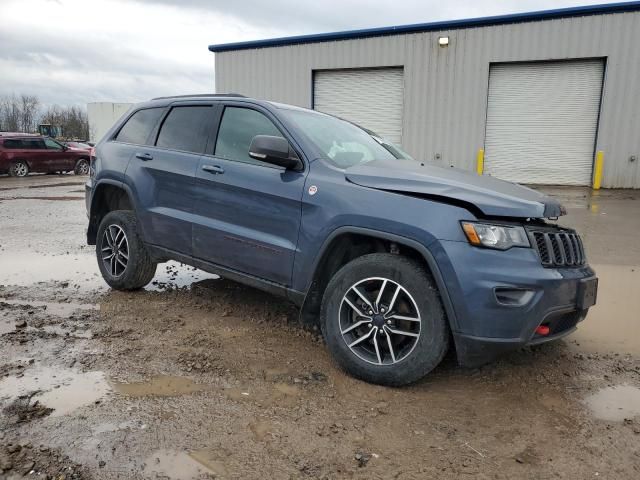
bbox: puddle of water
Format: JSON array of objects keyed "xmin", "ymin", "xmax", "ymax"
[
  {"xmin": 0, "ymin": 367, "xmax": 110, "ymax": 417},
  {"xmin": 225, "ymin": 387, "xmax": 252, "ymax": 401},
  {"xmin": 112, "ymin": 376, "xmax": 205, "ymax": 397},
  {"xmin": 0, "ymin": 252, "xmax": 218, "ymax": 292},
  {"xmin": 1, "ymin": 298, "xmax": 98, "ymax": 317},
  {"xmin": 584, "ymin": 385, "xmax": 640, "ymax": 421},
  {"xmin": 225, "ymin": 383, "xmax": 300, "ymax": 407},
  {"xmin": 143, "ymin": 449, "xmax": 226, "ymax": 480},
  {"xmin": 0, "ymin": 196, "xmax": 84, "ymax": 201},
  {"xmin": 273, "ymin": 382, "xmax": 300, "ymax": 397},
  {"xmin": 0, "ymin": 317, "xmax": 14, "ymax": 335},
  {"xmin": 571, "ymin": 264, "xmax": 640, "ymax": 355},
  {"xmin": 249, "ymin": 420, "xmax": 274, "ymax": 441}
]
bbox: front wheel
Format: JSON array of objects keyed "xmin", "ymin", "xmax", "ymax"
[
  {"xmin": 96, "ymin": 210, "xmax": 157, "ymax": 290},
  {"xmin": 8, "ymin": 161, "xmax": 29, "ymax": 177},
  {"xmin": 321, "ymin": 253, "xmax": 449, "ymax": 386},
  {"xmin": 74, "ymin": 158, "xmax": 90, "ymax": 175}
]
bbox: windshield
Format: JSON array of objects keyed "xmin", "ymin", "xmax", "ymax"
[{"xmin": 280, "ymin": 109, "xmax": 399, "ymax": 168}]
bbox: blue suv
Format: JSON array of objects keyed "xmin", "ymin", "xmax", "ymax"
[{"xmin": 85, "ymin": 94, "xmax": 598, "ymax": 386}]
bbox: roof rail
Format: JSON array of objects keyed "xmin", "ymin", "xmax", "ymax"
[{"xmin": 151, "ymin": 93, "xmax": 246, "ymax": 100}]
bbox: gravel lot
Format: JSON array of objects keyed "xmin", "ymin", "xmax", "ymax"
[{"xmin": 0, "ymin": 175, "xmax": 639, "ymax": 479}]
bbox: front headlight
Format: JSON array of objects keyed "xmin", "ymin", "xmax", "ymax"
[{"xmin": 461, "ymin": 222, "xmax": 530, "ymax": 250}]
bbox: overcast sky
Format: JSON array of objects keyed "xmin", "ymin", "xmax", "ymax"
[{"xmin": 0, "ymin": 0, "xmax": 623, "ymax": 108}]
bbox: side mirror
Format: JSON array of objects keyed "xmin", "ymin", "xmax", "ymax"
[{"xmin": 249, "ymin": 135, "xmax": 302, "ymax": 171}]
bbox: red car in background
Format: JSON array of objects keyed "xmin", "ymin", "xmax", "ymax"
[{"xmin": 0, "ymin": 133, "xmax": 91, "ymax": 177}]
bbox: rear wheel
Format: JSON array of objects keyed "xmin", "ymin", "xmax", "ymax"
[
  {"xmin": 8, "ymin": 161, "xmax": 29, "ymax": 177},
  {"xmin": 74, "ymin": 158, "xmax": 89, "ymax": 175},
  {"xmin": 96, "ymin": 210, "xmax": 157, "ymax": 290},
  {"xmin": 321, "ymin": 253, "xmax": 449, "ymax": 386}
]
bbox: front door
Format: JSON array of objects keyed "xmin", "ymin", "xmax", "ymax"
[
  {"xmin": 43, "ymin": 137, "xmax": 71, "ymax": 171},
  {"xmin": 193, "ymin": 105, "xmax": 306, "ymax": 286}
]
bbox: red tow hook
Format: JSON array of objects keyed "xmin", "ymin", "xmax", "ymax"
[{"xmin": 535, "ymin": 325, "xmax": 550, "ymax": 336}]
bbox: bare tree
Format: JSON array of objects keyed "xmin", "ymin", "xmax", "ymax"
[
  {"xmin": 0, "ymin": 94, "xmax": 21, "ymax": 132},
  {"xmin": 41, "ymin": 104, "xmax": 90, "ymax": 139},
  {"xmin": 0, "ymin": 93, "xmax": 89, "ymax": 139},
  {"xmin": 19, "ymin": 94, "xmax": 40, "ymax": 133}
]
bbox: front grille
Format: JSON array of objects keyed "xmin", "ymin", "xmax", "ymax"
[{"xmin": 529, "ymin": 228, "xmax": 586, "ymax": 267}]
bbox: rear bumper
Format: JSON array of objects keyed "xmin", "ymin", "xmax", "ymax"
[{"xmin": 431, "ymin": 240, "xmax": 596, "ymax": 367}]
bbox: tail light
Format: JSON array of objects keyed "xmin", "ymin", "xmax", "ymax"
[{"xmin": 89, "ymin": 147, "xmax": 96, "ymax": 179}]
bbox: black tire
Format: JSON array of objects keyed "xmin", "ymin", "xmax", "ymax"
[
  {"xmin": 8, "ymin": 160, "xmax": 29, "ymax": 177},
  {"xmin": 74, "ymin": 158, "xmax": 90, "ymax": 175},
  {"xmin": 96, "ymin": 210, "xmax": 157, "ymax": 290},
  {"xmin": 321, "ymin": 253, "xmax": 449, "ymax": 386}
]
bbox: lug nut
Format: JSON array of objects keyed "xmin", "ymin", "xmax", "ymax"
[
  {"xmin": 386, "ymin": 320, "xmax": 391, "ymax": 325},
  {"xmin": 380, "ymin": 307, "xmax": 386, "ymax": 313},
  {"xmin": 368, "ymin": 310, "xmax": 373, "ymax": 315}
]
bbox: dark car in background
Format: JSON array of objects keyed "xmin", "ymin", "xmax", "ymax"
[{"xmin": 0, "ymin": 133, "xmax": 91, "ymax": 176}]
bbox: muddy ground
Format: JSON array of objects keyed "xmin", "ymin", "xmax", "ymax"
[{"xmin": 0, "ymin": 175, "xmax": 639, "ymax": 479}]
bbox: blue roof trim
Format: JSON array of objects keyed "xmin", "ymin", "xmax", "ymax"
[{"xmin": 208, "ymin": 1, "xmax": 640, "ymax": 53}]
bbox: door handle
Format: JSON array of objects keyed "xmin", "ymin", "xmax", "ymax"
[
  {"xmin": 135, "ymin": 152, "xmax": 153, "ymax": 161},
  {"xmin": 202, "ymin": 165, "xmax": 225, "ymax": 175}
]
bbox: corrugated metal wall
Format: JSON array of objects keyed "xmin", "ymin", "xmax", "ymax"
[{"xmin": 215, "ymin": 11, "xmax": 640, "ymax": 188}]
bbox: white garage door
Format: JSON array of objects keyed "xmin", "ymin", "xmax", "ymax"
[
  {"xmin": 313, "ymin": 68, "xmax": 404, "ymax": 144},
  {"xmin": 484, "ymin": 60, "xmax": 604, "ymax": 185}
]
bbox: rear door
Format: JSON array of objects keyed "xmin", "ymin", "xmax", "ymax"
[
  {"xmin": 19, "ymin": 138, "xmax": 49, "ymax": 172},
  {"xmin": 124, "ymin": 103, "xmax": 215, "ymax": 256},
  {"xmin": 192, "ymin": 103, "xmax": 306, "ymax": 286}
]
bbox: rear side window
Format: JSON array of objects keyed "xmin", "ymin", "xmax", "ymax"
[
  {"xmin": 156, "ymin": 106, "xmax": 213, "ymax": 154},
  {"xmin": 22, "ymin": 138, "xmax": 45, "ymax": 150},
  {"xmin": 115, "ymin": 108, "xmax": 163, "ymax": 145},
  {"xmin": 3, "ymin": 139, "xmax": 23, "ymax": 149},
  {"xmin": 215, "ymin": 107, "xmax": 283, "ymax": 164}
]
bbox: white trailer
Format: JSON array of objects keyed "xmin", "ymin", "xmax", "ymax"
[{"xmin": 87, "ymin": 102, "xmax": 133, "ymax": 143}]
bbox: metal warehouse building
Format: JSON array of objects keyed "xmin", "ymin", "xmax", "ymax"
[{"xmin": 209, "ymin": 2, "xmax": 640, "ymax": 188}]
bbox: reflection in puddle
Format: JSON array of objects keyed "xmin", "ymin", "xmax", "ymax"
[
  {"xmin": 143, "ymin": 449, "xmax": 226, "ymax": 480},
  {"xmin": 0, "ymin": 367, "xmax": 110, "ymax": 417},
  {"xmin": 112, "ymin": 376, "xmax": 205, "ymax": 397},
  {"xmin": 0, "ymin": 298, "xmax": 98, "ymax": 317},
  {"xmin": 584, "ymin": 385, "xmax": 640, "ymax": 421},
  {"xmin": 0, "ymin": 252, "xmax": 218, "ymax": 292},
  {"xmin": 189, "ymin": 450, "xmax": 228, "ymax": 476},
  {"xmin": 572, "ymin": 264, "xmax": 640, "ymax": 355}
]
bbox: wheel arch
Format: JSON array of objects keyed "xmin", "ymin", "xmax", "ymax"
[
  {"xmin": 299, "ymin": 227, "xmax": 458, "ymax": 333},
  {"xmin": 87, "ymin": 180, "xmax": 136, "ymax": 245}
]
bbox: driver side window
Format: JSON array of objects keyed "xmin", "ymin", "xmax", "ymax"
[
  {"xmin": 215, "ymin": 107, "xmax": 283, "ymax": 165},
  {"xmin": 44, "ymin": 138, "xmax": 63, "ymax": 150}
]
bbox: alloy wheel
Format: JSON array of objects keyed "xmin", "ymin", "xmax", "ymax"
[
  {"xmin": 14, "ymin": 162, "xmax": 28, "ymax": 177},
  {"xmin": 77, "ymin": 160, "xmax": 90, "ymax": 175},
  {"xmin": 339, "ymin": 277, "xmax": 421, "ymax": 365},
  {"xmin": 101, "ymin": 224, "xmax": 129, "ymax": 277}
]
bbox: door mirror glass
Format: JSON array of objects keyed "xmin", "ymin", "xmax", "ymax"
[{"xmin": 249, "ymin": 135, "xmax": 302, "ymax": 170}]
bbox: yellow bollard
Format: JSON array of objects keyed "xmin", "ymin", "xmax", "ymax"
[
  {"xmin": 592, "ymin": 151, "xmax": 604, "ymax": 190},
  {"xmin": 476, "ymin": 149, "xmax": 484, "ymax": 175}
]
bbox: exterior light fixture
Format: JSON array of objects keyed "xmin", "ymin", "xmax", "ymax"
[{"xmin": 438, "ymin": 36, "xmax": 449, "ymax": 47}]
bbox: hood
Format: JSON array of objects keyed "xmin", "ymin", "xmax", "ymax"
[{"xmin": 345, "ymin": 160, "xmax": 565, "ymax": 219}]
